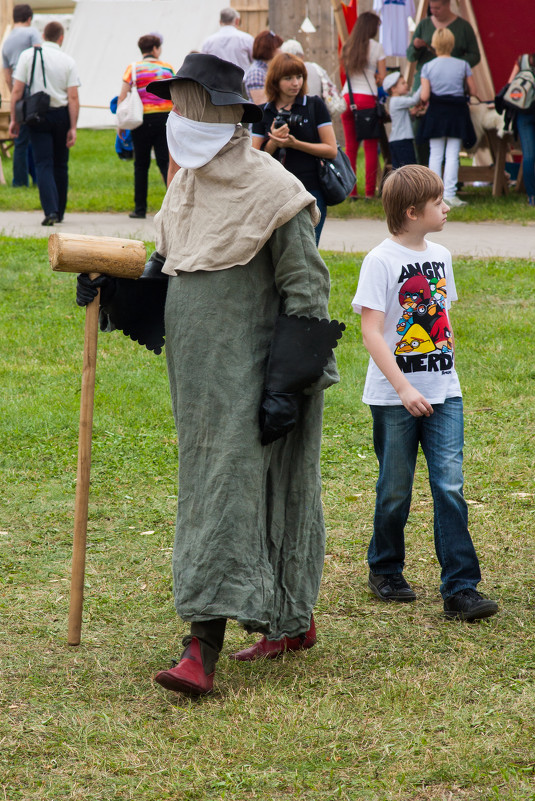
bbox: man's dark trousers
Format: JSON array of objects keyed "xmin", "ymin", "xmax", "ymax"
[
  {"xmin": 29, "ymin": 106, "xmax": 70, "ymax": 219},
  {"xmin": 12, "ymin": 123, "xmax": 31, "ymax": 186}
]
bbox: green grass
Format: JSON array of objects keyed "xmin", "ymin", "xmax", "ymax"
[
  {"xmin": 329, "ymin": 184, "xmax": 535, "ymax": 224},
  {"xmin": 0, "ymin": 130, "xmax": 168, "ymax": 214},
  {"xmin": 1, "ymin": 129, "xmax": 534, "ymax": 223},
  {"xmin": 328, "ymin": 155, "xmax": 535, "ymax": 223},
  {"xmin": 1, "ymin": 239, "xmax": 535, "ymax": 800}
]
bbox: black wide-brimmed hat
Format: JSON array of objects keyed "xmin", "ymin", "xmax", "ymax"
[{"xmin": 146, "ymin": 53, "xmax": 263, "ymax": 123}]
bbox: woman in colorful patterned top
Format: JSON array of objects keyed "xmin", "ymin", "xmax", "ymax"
[{"xmin": 117, "ymin": 34, "xmax": 174, "ymax": 219}]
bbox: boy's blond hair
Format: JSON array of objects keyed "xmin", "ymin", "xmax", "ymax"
[
  {"xmin": 431, "ymin": 28, "xmax": 455, "ymax": 56},
  {"xmin": 382, "ymin": 165, "xmax": 444, "ymax": 235}
]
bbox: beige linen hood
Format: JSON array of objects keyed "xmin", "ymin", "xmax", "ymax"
[{"xmin": 155, "ymin": 125, "xmax": 320, "ymax": 274}]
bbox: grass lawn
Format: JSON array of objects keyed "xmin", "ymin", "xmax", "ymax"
[
  {"xmin": 1, "ymin": 129, "xmax": 535, "ymax": 224},
  {"xmin": 1, "ymin": 237, "xmax": 534, "ymax": 800}
]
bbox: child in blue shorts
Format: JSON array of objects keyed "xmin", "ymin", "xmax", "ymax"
[{"xmin": 351, "ymin": 165, "xmax": 498, "ymax": 621}]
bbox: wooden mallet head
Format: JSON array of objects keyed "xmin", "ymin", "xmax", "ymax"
[{"xmin": 49, "ymin": 232, "xmax": 146, "ymax": 279}]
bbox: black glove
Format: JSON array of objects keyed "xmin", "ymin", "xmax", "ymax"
[
  {"xmin": 259, "ymin": 314, "xmax": 345, "ymax": 446},
  {"xmin": 144, "ymin": 250, "xmax": 166, "ymax": 277},
  {"xmin": 259, "ymin": 391, "xmax": 302, "ymax": 446},
  {"xmin": 76, "ymin": 273, "xmax": 116, "ymax": 307}
]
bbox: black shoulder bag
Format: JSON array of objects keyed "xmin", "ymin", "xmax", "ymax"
[
  {"xmin": 308, "ymin": 96, "xmax": 356, "ymax": 205},
  {"xmin": 347, "ymin": 72, "xmax": 389, "ymax": 140},
  {"xmin": 15, "ymin": 47, "xmax": 50, "ymax": 127}
]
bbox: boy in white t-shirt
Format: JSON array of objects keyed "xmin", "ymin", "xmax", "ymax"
[{"xmin": 351, "ymin": 165, "xmax": 498, "ymax": 621}]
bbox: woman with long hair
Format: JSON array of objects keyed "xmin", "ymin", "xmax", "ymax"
[
  {"xmin": 251, "ymin": 52, "xmax": 337, "ymax": 244},
  {"xmin": 340, "ymin": 12, "xmax": 386, "ymax": 199}
]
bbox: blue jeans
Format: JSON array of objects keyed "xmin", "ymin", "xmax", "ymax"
[
  {"xmin": 12, "ymin": 122, "xmax": 31, "ymax": 186},
  {"xmin": 29, "ymin": 106, "xmax": 70, "ymax": 218},
  {"xmin": 308, "ymin": 188, "xmax": 327, "ymax": 246},
  {"xmin": 368, "ymin": 397, "xmax": 481, "ymax": 598},
  {"xmin": 516, "ymin": 111, "xmax": 535, "ymax": 198}
]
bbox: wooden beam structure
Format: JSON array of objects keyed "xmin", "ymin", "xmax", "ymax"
[
  {"xmin": 330, "ymin": 0, "xmax": 349, "ymax": 45},
  {"xmin": 231, "ymin": 0, "xmax": 269, "ymax": 37},
  {"xmin": 269, "ymin": 0, "xmax": 341, "ymax": 82},
  {"xmin": 457, "ymin": 0, "xmax": 494, "ymax": 100}
]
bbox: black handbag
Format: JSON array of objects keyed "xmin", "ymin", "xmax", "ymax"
[
  {"xmin": 347, "ymin": 75, "xmax": 389, "ymax": 140},
  {"xmin": 305, "ymin": 96, "xmax": 356, "ymax": 205},
  {"xmin": 15, "ymin": 47, "xmax": 50, "ymax": 126},
  {"xmin": 317, "ymin": 145, "xmax": 356, "ymax": 205}
]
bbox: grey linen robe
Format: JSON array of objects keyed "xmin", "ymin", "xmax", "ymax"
[{"xmin": 164, "ymin": 208, "xmax": 338, "ymax": 640}]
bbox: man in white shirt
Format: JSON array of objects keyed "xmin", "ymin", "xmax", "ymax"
[
  {"xmin": 9, "ymin": 20, "xmax": 81, "ymax": 226},
  {"xmin": 201, "ymin": 7, "xmax": 253, "ymax": 72}
]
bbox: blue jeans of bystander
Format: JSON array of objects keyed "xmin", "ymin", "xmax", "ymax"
[
  {"xmin": 516, "ymin": 111, "xmax": 535, "ymax": 199},
  {"xmin": 368, "ymin": 397, "xmax": 481, "ymax": 599},
  {"xmin": 307, "ymin": 188, "xmax": 327, "ymax": 246},
  {"xmin": 12, "ymin": 122, "xmax": 31, "ymax": 187}
]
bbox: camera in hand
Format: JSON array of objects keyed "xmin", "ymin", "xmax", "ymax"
[{"xmin": 273, "ymin": 110, "xmax": 303, "ymax": 130}]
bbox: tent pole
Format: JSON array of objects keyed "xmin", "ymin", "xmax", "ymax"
[{"xmin": 330, "ymin": 0, "xmax": 349, "ymax": 45}]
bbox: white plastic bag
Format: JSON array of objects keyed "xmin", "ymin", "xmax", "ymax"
[
  {"xmin": 317, "ymin": 65, "xmax": 346, "ymax": 116},
  {"xmin": 116, "ymin": 62, "xmax": 144, "ymax": 130}
]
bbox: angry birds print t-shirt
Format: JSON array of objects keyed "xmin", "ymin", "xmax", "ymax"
[{"xmin": 352, "ymin": 238, "xmax": 462, "ymax": 405}]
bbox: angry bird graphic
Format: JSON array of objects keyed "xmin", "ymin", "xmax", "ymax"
[
  {"xmin": 430, "ymin": 312, "xmax": 453, "ymax": 353},
  {"xmin": 398, "ymin": 275, "xmax": 431, "ymax": 312},
  {"xmin": 395, "ymin": 324, "xmax": 435, "ymax": 355}
]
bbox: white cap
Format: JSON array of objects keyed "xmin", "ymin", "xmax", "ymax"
[
  {"xmin": 383, "ymin": 71, "xmax": 401, "ymax": 93},
  {"xmin": 280, "ymin": 39, "xmax": 305, "ymax": 56}
]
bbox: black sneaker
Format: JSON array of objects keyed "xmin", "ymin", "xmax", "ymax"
[
  {"xmin": 129, "ymin": 210, "xmax": 146, "ymax": 219},
  {"xmin": 368, "ymin": 571, "xmax": 416, "ymax": 603},
  {"xmin": 42, "ymin": 213, "xmax": 59, "ymax": 226},
  {"xmin": 444, "ymin": 588, "xmax": 498, "ymax": 621}
]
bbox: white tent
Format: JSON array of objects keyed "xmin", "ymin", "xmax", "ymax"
[{"xmin": 63, "ymin": 0, "xmax": 223, "ymax": 129}]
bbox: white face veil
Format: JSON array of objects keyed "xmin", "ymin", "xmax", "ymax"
[{"xmin": 166, "ymin": 81, "xmax": 244, "ymax": 169}]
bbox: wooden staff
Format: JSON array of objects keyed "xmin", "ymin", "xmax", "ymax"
[
  {"xmin": 329, "ymin": 0, "xmax": 350, "ymax": 45},
  {"xmin": 49, "ymin": 233, "xmax": 146, "ymax": 645}
]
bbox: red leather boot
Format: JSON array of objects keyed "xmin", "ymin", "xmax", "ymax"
[
  {"xmin": 154, "ymin": 637, "xmax": 214, "ymax": 695},
  {"xmin": 229, "ymin": 615, "xmax": 316, "ymax": 661}
]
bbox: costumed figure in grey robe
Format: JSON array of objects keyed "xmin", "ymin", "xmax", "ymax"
[{"xmin": 76, "ymin": 54, "xmax": 344, "ymax": 697}]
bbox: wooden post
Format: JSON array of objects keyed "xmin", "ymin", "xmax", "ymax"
[
  {"xmin": 458, "ymin": 0, "xmax": 495, "ymax": 101},
  {"xmin": 330, "ymin": 0, "xmax": 349, "ymax": 45},
  {"xmin": 49, "ymin": 233, "xmax": 146, "ymax": 645},
  {"xmin": 67, "ymin": 288, "xmax": 100, "ymax": 646},
  {"xmin": 404, "ymin": 0, "xmax": 429, "ymax": 85}
]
